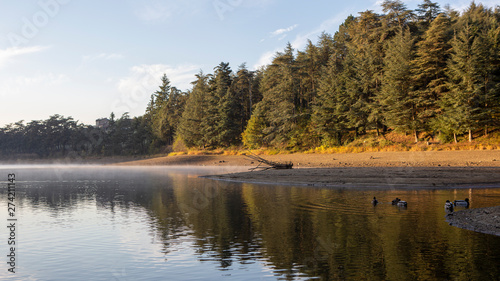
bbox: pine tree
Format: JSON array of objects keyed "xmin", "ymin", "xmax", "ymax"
[
  {"xmin": 441, "ymin": 23, "xmax": 480, "ymax": 142},
  {"xmin": 381, "ymin": 0, "xmax": 415, "ymax": 40},
  {"xmin": 415, "ymin": 0, "xmax": 441, "ymax": 29},
  {"xmin": 380, "ymin": 28, "xmax": 420, "ymax": 142},
  {"xmin": 149, "ymin": 74, "xmax": 172, "ymax": 145},
  {"xmin": 256, "ymin": 43, "xmax": 300, "ymax": 147},
  {"xmin": 231, "ymin": 64, "xmax": 262, "ymax": 136},
  {"xmin": 178, "ymin": 72, "xmax": 209, "ymax": 148},
  {"xmin": 204, "ymin": 62, "xmax": 240, "ymax": 147},
  {"xmin": 242, "ymin": 104, "xmax": 268, "ymax": 148},
  {"xmin": 345, "ymin": 10, "xmax": 384, "ymax": 136},
  {"xmin": 312, "ymin": 18, "xmax": 353, "ymax": 145},
  {"xmin": 439, "ymin": 3, "xmax": 500, "ymax": 142},
  {"xmin": 412, "ymin": 13, "xmax": 452, "ymax": 130}
]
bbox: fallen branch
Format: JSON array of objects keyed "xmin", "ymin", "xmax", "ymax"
[{"xmin": 244, "ymin": 153, "xmax": 293, "ymax": 171}]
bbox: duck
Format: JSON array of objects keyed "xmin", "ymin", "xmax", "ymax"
[
  {"xmin": 391, "ymin": 198, "xmax": 400, "ymax": 205},
  {"xmin": 371, "ymin": 197, "xmax": 378, "ymax": 205},
  {"xmin": 397, "ymin": 200, "xmax": 407, "ymax": 207},
  {"xmin": 454, "ymin": 198, "xmax": 470, "ymax": 207},
  {"xmin": 445, "ymin": 200, "xmax": 454, "ymax": 211}
]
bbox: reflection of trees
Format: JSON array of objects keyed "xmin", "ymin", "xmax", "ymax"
[
  {"xmin": 239, "ymin": 186, "xmax": 500, "ymax": 280},
  {"xmin": 9, "ymin": 168, "xmax": 500, "ymax": 280},
  {"xmin": 166, "ymin": 175, "xmax": 256, "ymax": 269}
]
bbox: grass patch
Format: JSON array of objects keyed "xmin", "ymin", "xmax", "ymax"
[{"xmin": 164, "ymin": 131, "xmax": 500, "ymax": 156}]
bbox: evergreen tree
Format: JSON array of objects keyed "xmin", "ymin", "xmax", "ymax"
[
  {"xmin": 149, "ymin": 74, "xmax": 172, "ymax": 145},
  {"xmin": 256, "ymin": 43, "xmax": 300, "ymax": 147},
  {"xmin": 381, "ymin": 0, "xmax": 415, "ymax": 40},
  {"xmin": 412, "ymin": 13, "xmax": 452, "ymax": 129},
  {"xmin": 211, "ymin": 62, "xmax": 242, "ymax": 147},
  {"xmin": 379, "ymin": 28, "xmax": 419, "ymax": 142},
  {"xmin": 439, "ymin": 3, "xmax": 500, "ymax": 142},
  {"xmin": 345, "ymin": 10, "xmax": 384, "ymax": 136},
  {"xmin": 415, "ymin": 0, "xmax": 441, "ymax": 29},
  {"xmin": 312, "ymin": 19, "xmax": 354, "ymax": 145},
  {"xmin": 178, "ymin": 72, "xmax": 210, "ymax": 148}
]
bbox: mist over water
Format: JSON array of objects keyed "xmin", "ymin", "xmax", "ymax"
[{"xmin": 0, "ymin": 166, "xmax": 499, "ymax": 280}]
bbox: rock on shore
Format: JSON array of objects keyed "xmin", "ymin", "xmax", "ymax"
[{"xmin": 446, "ymin": 206, "xmax": 500, "ymax": 236}]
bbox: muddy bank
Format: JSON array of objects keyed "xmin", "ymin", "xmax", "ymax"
[
  {"xmin": 446, "ymin": 206, "xmax": 500, "ymax": 236},
  {"xmin": 204, "ymin": 167, "xmax": 500, "ymax": 189}
]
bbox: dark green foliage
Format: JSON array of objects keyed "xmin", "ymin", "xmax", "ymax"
[
  {"xmin": 439, "ymin": 3, "xmax": 500, "ymax": 142},
  {"xmin": 178, "ymin": 72, "xmax": 210, "ymax": 148},
  {"xmin": 146, "ymin": 74, "xmax": 187, "ymax": 149},
  {"xmin": 380, "ymin": 28, "xmax": 418, "ymax": 141},
  {"xmin": 0, "ymin": 113, "xmax": 152, "ymax": 158}
]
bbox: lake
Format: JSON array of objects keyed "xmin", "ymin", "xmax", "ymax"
[{"xmin": 0, "ymin": 165, "xmax": 499, "ymax": 280}]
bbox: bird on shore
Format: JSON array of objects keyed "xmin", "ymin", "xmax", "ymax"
[
  {"xmin": 445, "ymin": 200, "xmax": 454, "ymax": 211},
  {"xmin": 454, "ymin": 198, "xmax": 470, "ymax": 207},
  {"xmin": 372, "ymin": 197, "xmax": 378, "ymax": 205},
  {"xmin": 392, "ymin": 198, "xmax": 400, "ymax": 205}
]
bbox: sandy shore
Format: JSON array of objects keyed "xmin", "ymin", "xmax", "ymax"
[{"xmin": 116, "ymin": 150, "xmax": 500, "ymax": 168}]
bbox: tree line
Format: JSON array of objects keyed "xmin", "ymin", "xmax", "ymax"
[{"xmin": 1, "ymin": 1, "xmax": 499, "ymax": 158}]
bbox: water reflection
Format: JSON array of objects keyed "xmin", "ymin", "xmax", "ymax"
[{"xmin": 0, "ymin": 166, "xmax": 499, "ymax": 280}]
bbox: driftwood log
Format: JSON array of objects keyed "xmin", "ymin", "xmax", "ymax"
[{"xmin": 245, "ymin": 154, "xmax": 293, "ymax": 171}]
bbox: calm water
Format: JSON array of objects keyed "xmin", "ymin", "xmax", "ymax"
[{"xmin": 0, "ymin": 165, "xmax": 499, "ymax": 281}]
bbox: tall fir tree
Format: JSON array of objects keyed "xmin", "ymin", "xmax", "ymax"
[
  {"xmin": 379, "ymin": 28, "xmax": 419, "ymax": 142},
  {"xmin": 412, "ymin": 13, "xmax": 452, "ymax": 130},
  {"xmin": 440, "ymin": 3, "xmax": 500, "ymax": 142},
  {"xmin": 178, "ymin": 72, "xmax": 209, "ymax": 148},
  {"xmin": 255, "ymin": 43, "xmax": 300, "ymax": 147},
  {"xmin": 149, "ymin": 74, "xmax": 172, "ymax": 145},
  {"xmin": 345, "ymin": 10, "xmax": 384, "ymax": 136}
]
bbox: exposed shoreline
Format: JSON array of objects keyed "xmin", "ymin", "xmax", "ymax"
[
  {"xmin": 202, "ymin": 166, "xmax": 500, "ymax": 189},
  {"xmin": 446, "ymin": 206, "xmax": 500, "ymax": 236}
]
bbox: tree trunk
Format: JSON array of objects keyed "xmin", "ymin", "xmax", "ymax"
[
  {"xmin": 414, "ymin": 129, "xmax": 418, "ymax": 143},
  {"xmin": 485, "ymin": 126, "xmax": 488, "ymax": 137},
  {"xmin": 469, "ymin": 129, "xmax": 472, "ymax": 142},
  {"xmin": 454, "ymin": 133, "xmax": 457, "ymax": 144}
]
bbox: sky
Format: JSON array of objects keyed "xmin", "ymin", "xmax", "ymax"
[{"xmin": 0, "ymin": 0, "xmax": 497, "ymax": 127}]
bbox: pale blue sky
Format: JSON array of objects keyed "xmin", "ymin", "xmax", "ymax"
[{"xmin": 0, "ymin": 0, "xmax": 496, "ymax": 126}]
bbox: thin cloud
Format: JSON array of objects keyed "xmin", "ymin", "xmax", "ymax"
[
  {"xmin": 83, "ymin": 53, "xmax": 124, "ymax": 62},
  {"xmin": 291, "ymin": 12, "xmax": 349, "ymax": 50},
  {"xmin": 112, "ymin": 63, "xmax": 200, "ymax": 117},
  {"xmin": 0, "ymin": 46, "xmax": 49, "ymax": 67},
  {"xmin": 253, "ymin": 49, "xmax": 279, "ymax": 70},
  {"xmin": 270, "ymin": 24, "xmax": 299, "ymax": 37},
  {"xmin": 117, "ymin": 63, "xmax": 200, "ymax": 96},
  {"xmin": 0, "ymin": 72, "xmax": 69, "ymax": 97},
  {"xmin": 132, "ymin": 1, "xmax": 204, "ymax": 23},
  {"xmin": 254, "ymin": 12, "xmax": 350, "ymax": 70},
  {"xmin": 135, "ymin": 3, "xmax": 172, "ymax": 22}
]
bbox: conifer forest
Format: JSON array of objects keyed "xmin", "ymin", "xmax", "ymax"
[{"xmin": 1, "ymin": 1, "xmax": 500, "ymax": 157}]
